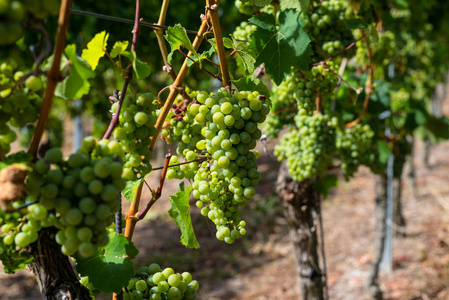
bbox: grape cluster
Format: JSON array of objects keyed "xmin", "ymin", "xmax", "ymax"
[
  {"xmin": 112, "ymin": 93, "xmax": 158, "ymax": 181},
  {"xmin": 25, "ymin": 138, "xmax": 126, "ymax": 258},
  {"xmin": 233, "ymin": 21, "xmax": 256, "ymax": 42},
  {"xmin": 1, "ymin": 202, "xmax": 57, "ymax": 249},
  {"xmin": 235, "ymin": 0, "xmax": 260, "ymax": 15},
  {"xmin": 336, "ymin": 124, "xmax": 376, "ymax": 179},
  {"xmin": 165, "ymin": 156, "xmax": 199, "ymax": 181},
  {"xmin": 0, "ymin": 0, "xmax": 59, "ymax": 45},
  {"xmin": 303, "ymin": 0, "xmax": 355, "ymax": 60},
  {"xmin": 0, "ymin": 63, "xmax": 44, "ymax": 153},
  {"xmin": 186, "ymin": 89, "xmax": 268, "ymax": 243},
  {"xmin": 123, "ymin": 263, "xmax": 199, "ymax": 300},
  {"xmin": 274, "ymin": 114, "xmax": 337, "ymax": 181}
]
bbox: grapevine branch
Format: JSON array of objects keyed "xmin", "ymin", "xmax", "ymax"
[
  {"xmin": 28, "ymin": 0, "xmax": 73, "ymax": 158},
  {"xmin": 206, "ymin": 0, "xmax": 231, "ymax": 89},
  {"xmin": 136, "ymin": 153, "xmax": 172, "ymax": 220},
  {"xmin": 153, "ymin": 0, "xmax": 177, "ymax": 81},
  {"xmin": 345, "ymin": 33, "xmax": 374, "ymax": 128},
  {"xmin": 102, "ymin": 0, "xmax": 142, "ymax": 140}
]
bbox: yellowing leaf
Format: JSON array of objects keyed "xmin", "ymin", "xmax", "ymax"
[{"xmin": 81, "ymin": 31, "xmax": 109, "ymax": 71}]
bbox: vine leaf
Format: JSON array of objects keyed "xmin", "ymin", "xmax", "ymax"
[
  {"xmin": 81, "ymin": 31, "xmax": 109, "ymax": 71},
  {"xmin": 346, "ymin": 18, "xmax": 368, "ymax": 29},
  {"xmin": 315, "ymin": 174, "xmax": 338, "ymax": 199},
  {"xmin": 76, "ymin": 232, "xmax": 138, "ymax": 293},
  {"xmin": 122, "ymin": 178, "xmax": 145, "ymax": 202},
  {"xmin": 168, "ymin": 182, "xmax": 199, "ymax": 249},
  {"xmin": 240, "ymin": 0, "xmax": 272, "ymax": 7},
  {"xmin": 0, "ymin": 237, "xmax": 34, "ymax": 273},
  {"xmin": 165, "ymin": 24, "xmax": 199, "ymax": 65},
  {"xmin": 121, "ymin": 51, "xmax": 151, "ymax": 79},
  {"xmin": 249, "ymin": 10, "xmax": 312, "ymax": 85},
  {"xmin": 110, "ymin": 41, "xmax": 129, "ymax": 58},
  {"xmin": 232, "ymin": 75, "xmax": 271, "ymax": 106},
  {"xmin": 209, "ymin": 37, "xmax": 256, "ymax": 74},
  {"xmin": 279, "ymin": 0, "xmax": 310, "ymax": 11},
  {"xmin": 186, "ymin": 47, "xmax": 215, "ymax": 67},
  {"xmin": 56, "ymin": 44, "xmax": 95, "ymax": 100}
]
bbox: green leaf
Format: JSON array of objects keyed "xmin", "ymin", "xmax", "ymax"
[
  {"xmin": 165, "ymin": 24, "xmax": 199, "ymax": 65},
  {"xmin": 56, "ymin": 44, "xmax": 95, "ymax": 100},
  {"xmin": 0, "ymin": 245, "xmax": 34, "ymax": 273},
  {"xmin": 168, "ymin": 182, "xmax": 199, "ymax": 249},
  {"xmin": 229, "ymin": 36, "xmax": 256, "ymax": 74},
  {"xmin": 414, "ymin": 115, "xmax": 449, "ymax": 143},
  {"xmin": 346, "ymin": 18, "xmax": 368, "ymax": 29},
  {"xmin": 122, "ymin": 178, "xmax": 145, "ymax": 202},
  {"xmin": 249, "ymin": 10, "xmax": 312, "ymax": 85},
  {"xmin": 249, "ymin": 13, "xmax": 276, "ymax": 31},
  {"xmin": 81, "ymin": 31, "xmax": 109, "ymax": 71},
  {"xmin": 110, "ymin": 41, "xmax": 129, "ymax": 58},
  {"xmin": 4, "ymin": 151, "xmax": 32, "ymax": 166},
  {"xmin": 377, "ymin": 140, "xmax": 390, "ymax": 164},
  {"xmin": 315, "ymin": 174, "xmax": 338, "ymax": 199},
  {"xmin": 279, "ymin": 0, "xmax": 310, "ymax": 11},
  {"xmin": 186, "ymin": 47, "xmax": 215, "ymax": 67},
  {"xmin": 121, "ymin": 51, "xmax": 151, "ymax": 79},
  {"xmin": 76, "ymin": 232, "xmax": 138, "ymax": 293},
  {"xmin": 240, "ymin": 0, "xmax": 272, "ymax": 7},
  {"xmin": 232, "ymin": 75, "xmax": 271, "ymax": 106}
]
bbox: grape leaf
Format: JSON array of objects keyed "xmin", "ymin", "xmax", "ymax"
[
  {"xmin": 186, "ymin": 47, "xmax": 215, "ymax": 67},
  {"xmin": 377, "ymin": 140, "xmax": 390, "ymax": 164},
  {"xmin": 209, "ymin": 37, "xmax": 256, "ymax": 74},
  {"xmin": 315, "ymin": 174, "xmax": 338, "ymax": 199},
  {"xmin": 346, "ymin": 18, "xmax": 368, "ymax": 29},
  {"xmin": 76, "ymin": 232, "xmax": 138, "ymax": 293},
  {"xmin": 121, "ymin": 51, "xmax": 151, "ymax": 79},
  {"xmin": 110, "ymin": 41, "xmax": 129, "ymax": 58},
  {"xmin": 0, "ymin": 240, "xmax": 34, "ymax": 273},
  {"xmin": 81, "ymin": 31, "xmax": 109, "ymax": 71},
  {"xmin": 165, "ymin": 24, "xmax": 199, "ymax": 65},
  {"xmin": 122, "ymin": 178, "xmax": 145, "ymax": 202},
  {"xmin": 249, "ymin": 10, "xmax": 312, "ymax": 85},
  {"xmin": 249, "ymin": 13, "xmax": 276, "ymax": 31},
  {"xmin": 56, "ymin": 44, "xmax": 95, "ymax": 100},
  {"xmin": 168, "ymin": 182, "xmax": 199, "ymax": 249},
  {"xmin": 240, "ymin": 0, "xmax": 272, "ymax": 7},
  {"xmin": 279, "ymin": 0, "xmax": 310, "ymax": 11},
  {"xmin": 231, "ymin": 75, "xmax": 271, "ymax": 106}
]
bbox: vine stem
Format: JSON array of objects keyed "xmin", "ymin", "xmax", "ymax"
[
  {"xmin": 28, "ymin": 0, "xmax": 73, "ymax": 158},
  {"xmin": 345, "ymin": 32, "xmax": 374, "ymax": 128},
  {"xmin": 154, "ymin": 0, "xmax": 177, "ymax": 81},
  {"xmin": 103, "ymin": 0, "xmax": 141, "ymax": 140},
  {"xmin": 206, "ymin": 0, "xmax": 231, "ymax": 89},
  {"xmin": 124, "ymin": 14, "xmax": 211, "ymax": 244},
  {"xmin": 136, "ymin": 152, "xmax": 172, "ymax": 220}
]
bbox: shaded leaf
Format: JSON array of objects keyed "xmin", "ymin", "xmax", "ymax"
[
  {"xmin": 315, "ymin": 174, "xmax": 338, "ymax": 199},
  {"xmin": 346, "ymin": 18, "xmax": 368, "ymax": 29},
  {"xmin": 56, "ymin": 44, "xmax": 95, "ymax": 100},
  {"xmin": 121, "ymin": 51, "xmax": 151, "ymax": 79},
  {"xmin": 249, "ymin": 10, "xmax": 312, "ymax": 85},
  {"xmin": 279, "ymin": 0, "xmax": 310, "ymax": 11},
  {"xmin": 241, "ymin": 0, "xmax": 273, "ymax": 7},
  {"xmin": 81, "ymin": 31, "xmax": 109, "ymax": 71},
  {"xmin": 168, "ymin": 182, "xmax": 199, "ymax": 249},
  {"xmin": 76, "ymin": 232, "xmax": 138, "ymax": 293}
]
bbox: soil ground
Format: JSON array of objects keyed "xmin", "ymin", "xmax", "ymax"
[{"xmin": 2, "ymin": 104, "xmax": 449, "ymax": 300}]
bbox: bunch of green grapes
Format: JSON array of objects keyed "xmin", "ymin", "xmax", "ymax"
[
  {"xmin": 274, "ymin": 114, "xmax": 337, "ymax": 181},
  {"xmin": 185, "ymin": 88, "xmax": 268, "ymax": 243},
  {"xmin": 25, "ymin": 138, "xmax": 126, "ymax": 258},
  {"xmin": 235, "ymin": 0, "xmax": 260, "ymax": 15},
  {"xmin": 0, "ymin": 0, "xmax": 59, "ymax": 45},
  {"xmin": 111, "ymin": 93, "xmax": 158, "ymax": 181},
  {"xmin": 303, "ymin": 0, "xmax": 355, "ymax": 60},
  {"xmin": 233, "ymin": 21, "xmax": 256, "ymax": 42},
  {"xmin": 123, "ymin": 263, "xmax": 199, "ymax": 300},
  {"xmin": 1, "ymin": 201, "xmax": 57, "ymax": 249},
  {"xmin": 165, "ymin": 155, "xmax": 200, "ymax": 181},
  {"xmin": 0, "ymin": 63, "xmax": 44, "ymax": 153},
  {"xmin": 336, "ymin": 123, "xmax": 376, "ymax": 179}
]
